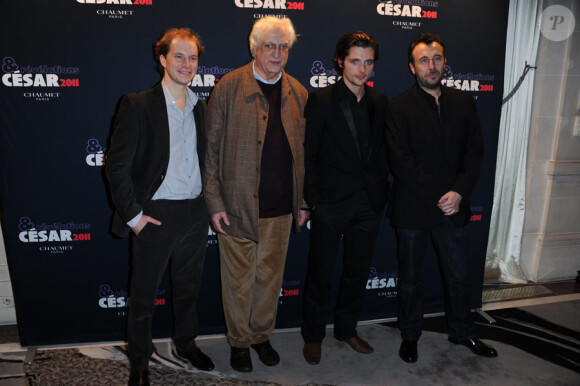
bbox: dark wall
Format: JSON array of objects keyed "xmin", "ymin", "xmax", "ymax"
[{"xmin": 0, "ymin": 0, "xmax": 508, "ymax": 346}]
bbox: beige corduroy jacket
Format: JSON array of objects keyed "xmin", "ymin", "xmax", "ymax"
[{"xmin": 203, "ymin": 62, "xmax": 308, "ymax": 242}]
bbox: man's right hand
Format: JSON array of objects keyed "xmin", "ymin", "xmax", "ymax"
[
  {"xmin": 131, "ymin": 214, "xmax": 161, "ymax": 235},
  {"xmin": 438, "ymin": 191, "xmax": 462, "ymax": 216},
  {"xmin": 211, "ymin": 212, "xmax": 230, "ymax": 235}
]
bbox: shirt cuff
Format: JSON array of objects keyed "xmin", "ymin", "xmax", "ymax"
[{"xmin": 127, "ymin": 211, "xmax": 143, "ymax": 228}]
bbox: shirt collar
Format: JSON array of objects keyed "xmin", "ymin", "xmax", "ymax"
[
  {"xmin": 416, "ymin": 82, "xmax": 443, "ymax": 104},
  {"xmin": 161, "ymin": 81, "xmax": 198, "ymax": 110},
  {"xmin": 252, "ymin": 60, "xmax": 282, "ymax": 84},
  {"xmin": 340, "ymin": 78, "xmax": 366, "ymax": 103}
]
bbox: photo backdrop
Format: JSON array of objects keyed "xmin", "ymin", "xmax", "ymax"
[{"xmin": 0, "ymin": 0, "xmax": 509, "ymax": 346}]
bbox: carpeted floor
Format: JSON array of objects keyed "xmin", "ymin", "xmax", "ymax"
[
  {"xmin": 393, "ymin": 302, "xmax": 580, "ymax": 374},
  {"xmin": 1, "ymin": 299, "xmax": 579, "ymax": 385},
  {"xmin": 481, "ymin": 284, "xmax": 554, "ymax": 303},
  {"xmin": 24, "ymin": 348, "xmax": 295, "ymax": 386}
]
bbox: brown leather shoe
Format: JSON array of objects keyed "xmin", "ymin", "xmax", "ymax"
[
  {"xmin": 335, "ymin": 335, "xmax": 374, "ymax": 354},
  {"xmin": 303, "ymin": 342, "xmax": 321, "ymax": 365}
]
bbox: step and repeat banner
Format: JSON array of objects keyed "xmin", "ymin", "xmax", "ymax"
[{"xmin": 0, "ymin": 1, "xmax": 508, "ymax": 346}]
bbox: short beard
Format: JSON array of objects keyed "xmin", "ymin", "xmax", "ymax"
[{"xmin": 417, "ymin": 73, "xmax": 442, "ymax": 90}]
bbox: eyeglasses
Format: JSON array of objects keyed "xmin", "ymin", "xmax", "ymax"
[{"xmin": 262, "ymin": 42, "xmax": 290, "ymax": 53}]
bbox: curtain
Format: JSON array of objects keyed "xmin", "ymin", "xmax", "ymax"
[{"xmin": 485, "ymin": 0, "xmax": 543, "ymax": 283}]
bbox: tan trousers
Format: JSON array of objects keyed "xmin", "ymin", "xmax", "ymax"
[{"xmin": 217, "ymin": 214, "xmax": 292, "ymax": 348}]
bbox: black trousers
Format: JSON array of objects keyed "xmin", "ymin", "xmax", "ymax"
[
  {"xmin": 302, "ymin": 190, "xmax": 383, "ymax": 342},
  {"xmin": 128, "ymin": 197, "xmax": 208, "ymax": 370},
  {"xmin": 396, "ymin": 216, "xmax": 473, "ymax": 342}
]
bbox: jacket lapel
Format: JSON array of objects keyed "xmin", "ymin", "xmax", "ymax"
[
  {"xmin": 152, "ymin": 83, "xmax": 171, "ymax": 156},
  {"xmin": 336, "ymin": 83, "xmax": 361, "ymax": 159},
  {"xmin": 366, "ymin": 89, "xmax": 376, "ymax": 162}
]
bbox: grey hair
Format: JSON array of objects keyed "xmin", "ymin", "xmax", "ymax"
[{"xmin": 249, "ymin": 16, "xmax": 297, "ymax": 57}]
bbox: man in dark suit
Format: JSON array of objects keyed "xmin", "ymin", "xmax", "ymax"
[
  {"xmin": 301, "ymin": 31, "xmax": 390, "ymax": 365},
  {"xmin": 386, "ymin": 32, "xmax": 497, "ymax": 364},
  {"xmin": 106, "ymin": 28, "xmax": 214, "ymax": 385}
]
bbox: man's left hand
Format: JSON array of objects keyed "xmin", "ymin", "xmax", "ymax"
[{"xmin": 438, "ymin": 191, "xmax": 462, "ymax": 216}]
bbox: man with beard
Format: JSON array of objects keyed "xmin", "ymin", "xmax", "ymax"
[{"xmin": 385, "ymin": 33, "xmax": 497, "ymax": 363}]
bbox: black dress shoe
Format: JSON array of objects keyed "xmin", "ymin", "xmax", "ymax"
[
  {"xmin": 251, "ymin": 340, "xmax": 280, "ymax": 366},
  {"xmin": 399, "ymin": 340, "xmax": 418, "ymax": 363},
  {"xmin": 128, "ymin": 368, "xmax": 150, "ymax": 386},
  {"xmin": 230, "ymin": 347, "xmax": 253, "ymax": 372},
  {"xmin": 176, "ymin": 347, "xmax": 215, "ymax": 371},
  {"xmin": 449, "ymin": 337, "xmax": 498, "ymax": 358},
  {"xmin": 303, "ymin": 342, "xmax": 321, "ymax": 365}
]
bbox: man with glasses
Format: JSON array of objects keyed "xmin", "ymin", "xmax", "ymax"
[
  {"xmin": 301, "ymin": 31, "xmax": 390, "ymax": 365},
  {"xmin": 204, "ymin": 16, "xmax": 308, "ymax": 372}
]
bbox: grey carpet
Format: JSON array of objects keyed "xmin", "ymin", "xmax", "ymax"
[{"xmin": 1, "ymin": 300, "xmax": 578, "ymax": 385}]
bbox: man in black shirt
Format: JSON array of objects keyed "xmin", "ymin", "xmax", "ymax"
[
  {"xmin": 386, "ymin": 32, "xmax": 497, "ymax": 363},
  {"xmin": 301, "ymin": 31, "xmax": 390, "ymax": 365}
]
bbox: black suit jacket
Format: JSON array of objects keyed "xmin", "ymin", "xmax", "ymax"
[
  {"xmin": 304, "ymin": 80, "xmax": 390, "ymax": 213},
  {"xmin": 385, "ymin": 84, "xmax": 484, "ymax": 230},
  {"xmin": 106, "ymin": 82, "xmax": 206, "ymax": 238}
]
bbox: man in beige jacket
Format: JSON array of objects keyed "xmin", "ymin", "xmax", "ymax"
[{"xmin": 203, "ymin": 16, "xmax": 309, "ymax": 372}]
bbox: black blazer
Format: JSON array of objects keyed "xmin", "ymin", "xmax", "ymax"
[
  {"xmin": 385, "ymin": 84, "xmax": 484, "ymax": 230},
  {"xmin": 304, "ymin": 80, "xmax": 390, "ymax": 213},
  {"xmin": 106, "ymin": 82, "xmax": 206, "ymax": 238}
]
